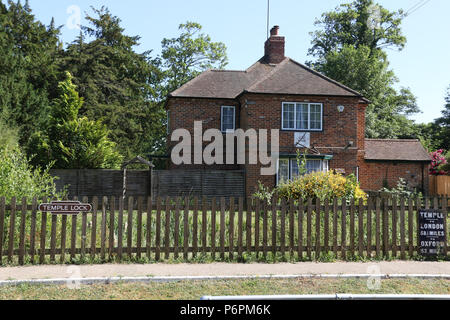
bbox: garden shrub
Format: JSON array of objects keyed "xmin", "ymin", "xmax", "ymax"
[
  {"xmin": 437, "ymin": 150, "xmax": 450, "ymax": 173},
  {"xmin": 379, "ymin": 178, "xmax": 422, "ymax": 198},
  {"xmin": 430, "ymin": 150, "xmax": 448, "ymax": 175},
  {"xmin": 253, "ymin": 181, "xmax": 276, "ymax": 205},
  {"xmin": 276, "ymin": 171, "xmax": 368, "ymax": 202},
  {"xmin": 0, "ymin": 146, "xmax": 64, "ymax": 202}
]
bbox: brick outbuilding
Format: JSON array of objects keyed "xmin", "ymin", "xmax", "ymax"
[{"xmin": 166, "ymin": 26, "xmax": 431, "ymax": 197}]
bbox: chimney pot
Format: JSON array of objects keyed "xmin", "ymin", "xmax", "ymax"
[{"xmin": 270, "ymin": 25, "xmax": 279, "ymax": 36}]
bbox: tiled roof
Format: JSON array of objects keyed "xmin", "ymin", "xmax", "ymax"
[
  {"xmin": 169, "ymin": 57, "xmax": 367, "ymax": 100},
  {"xmin": 365, "ymin": 139, "xmax": 431, "ymax": 162}
]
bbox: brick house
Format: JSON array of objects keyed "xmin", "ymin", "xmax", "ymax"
[{"xmin": 166, "ymin": 26, "xmax": 431, "ymax": 197}]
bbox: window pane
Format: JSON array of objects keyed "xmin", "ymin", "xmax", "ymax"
[
  {"xmin": 291, "ymin": 159, "xmax": 299, "ymax": 179},
  {"xmin": 296, "ymin": 104, "xmax": 309, "ymax": 130},
  {"xmin": 283, "ymin": 104, "xmax": 295, "ymax": 129},
  {"xmin": 322, "ymin": 160, "xmax": 329, "ymax": 172},
  {"xmin": 310, "ymin": 104, "xmax": 322, "ymax": 130},
  {"xmin": 278, "ymin": 159, "xmax": 289, "ymax": 184},
  {"xmin": 306, "ymin": 160, "xmax": 322, "ymax": 174},
  {"xmin": 222, "ymin": 107, "xmax": 235, "ymax": 131}
]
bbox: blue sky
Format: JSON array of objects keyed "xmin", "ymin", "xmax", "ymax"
[{"xmin": 27, "ymin": 0, "xmax": 449, "ymax": 124}]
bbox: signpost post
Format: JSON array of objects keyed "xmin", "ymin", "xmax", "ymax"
[
  {"xmin": 38, "ymin": 201, "xmax": 92, "ymax": 215},
  {"xmin": 418, "ymin": 209, "xmax": 446, "ymax": 257}
]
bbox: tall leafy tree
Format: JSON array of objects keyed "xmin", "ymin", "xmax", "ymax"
[
  {"xmin": 161, "ymin": 21, "xmax": 228, "ymax": 97},
  {"xmin": 308, "ymin": 0, "xmax": 419, "ymax": 138},
  {"xmin": 309, "ymin": 0, "xmax": 406, "ymax": 58},
  {"xmin": 433, "ymin": 86, "xmax": 450, "ymax": 150},
  {"xmin": 59, "ymin": 6, "xmax": 164, "ymax": 158},
  {"xmin": 0, "ymin": 0, "xmax": 61, "ymax": 144},
  {"xmin": 28, "ymin": 72, "xmax": 122, "ymax": 169}
]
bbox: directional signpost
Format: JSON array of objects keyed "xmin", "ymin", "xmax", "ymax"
[
  {"xmin": 418, "ymin": 209, "xmax": 446, "ymax": 257},
  {"xmin": 38, "ymin": 201, "xmax": 92, "ymax": 215}
]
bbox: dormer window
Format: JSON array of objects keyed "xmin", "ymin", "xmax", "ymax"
[
  {"xmin": 221, "ymin": 106, "xmax": 236, "ymax": 133},
  {"xmin": 282, "ymin": 102, "xmax": 323, "ymax": 131}
]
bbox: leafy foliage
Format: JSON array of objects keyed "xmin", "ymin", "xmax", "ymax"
[
  {"xmin": 430, "ymin": 86, "xmax": 450, "ymax": 151},
  {"xmin": 253, "ymin": 181, "xmax": 276, "ymax": 205},
  {"xmin": 379, "ymin": 178, "xmax": 421, "ymax": 198},
  {"xmin": 277, "ymin": 171, "xmax": 367, "ymax": 202},
  {"xmin": 0, "ymin": 0, "xmax": 62, "ymax": 145},
  {"xmin": 27, "ymin": 72, "xmax": 122, "ymax": 169},
  {"xmin": 308, "ymin": 0, "xmax": 419, "ymax": 139},
  {"xmin": 59, "ymin": 6, "xmax": 165, "ymax": 159},
  {"xmin": 0, "ymin": 145, "xmax": 62, "ymax": 202},
  {"xmin": 161, "ymin": 21, "xmax": 228, "ymax": 96},
  {"xmin": 308, "ymin": 0, "xmax": 406, "ymax": 58},
  {"xmin": 429, "ymin": 150, "xmax": 448, "ymax": 176},
  {"xmin": 0, "ymin": 3, "xmax": 229, "ymax": 165},
  {"xmin": 0, "ymin": 118, "xmax": 19, "ymax": 151},
  {"xmin": 439, "ymin": 152, "xmax": 450, "ymax": 173}
]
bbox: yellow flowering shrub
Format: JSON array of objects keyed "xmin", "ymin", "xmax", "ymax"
[{"xmin": 277, "ymin": 171, "xmax": 368, "ymax": 202}]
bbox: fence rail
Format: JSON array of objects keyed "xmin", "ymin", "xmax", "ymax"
[{"xmin": 0, "ymin": 196, "xmax": 448, "ymax": 265}]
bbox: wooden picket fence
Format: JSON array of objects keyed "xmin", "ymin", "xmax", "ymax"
[{"xmin": 0, "ymin": 195, "xmax": 448, "ymax": 265}]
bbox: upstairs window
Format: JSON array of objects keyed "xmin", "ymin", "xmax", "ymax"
[
  {"xmin": 221, "ymin": 106, "xmax": 236, "ymax": 133},
  {"xmin": 282, "ymin": 102, "xmax": 323, "ymax": 131}
]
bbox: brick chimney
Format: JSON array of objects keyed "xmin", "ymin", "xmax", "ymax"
[{"xmin": 264, "ymin": 26, "xmax": 285, "ymax": 64}]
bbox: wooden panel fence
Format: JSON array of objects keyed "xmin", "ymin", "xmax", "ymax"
[
  {"xmin": 0, "ymin": 196, "xmax": 448, "ymax": 265},
  {"xmin": 50, "ymin": 169, "xmax": 246, "ymax": 203},
  {"xmin": 429, "ymin": 175, "xmax": 450, "ymax": 197}
]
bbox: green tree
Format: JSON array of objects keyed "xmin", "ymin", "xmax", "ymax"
[
  {"xmin": 308, "ymin": 0, "xmax": 406, "ymax": 58},
  {"xmin": 28, "ymin": 72, "xmax": 122, "ymax": 169},
  {"xmin": 433, "ymin": 86, "xmax": 450, "ymax": 150},
  {"xmin": 0, "ymin": 1, "xmax": 61, "ymax": 144},
  {"xmin": 161, "ymin": 21, "xmax": 228, "ymax": 96},
  {"xmin": 308, "ymin": 0, "xmax": 419, "ymax": 138},
  {"xmin": 59, "ymin": 6, "xmax": 164, "ymax": 158}
]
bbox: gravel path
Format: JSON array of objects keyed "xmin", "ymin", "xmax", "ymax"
[{"xmin": 0, "ymin": 261, "xmax": 449, "ymax": 281}]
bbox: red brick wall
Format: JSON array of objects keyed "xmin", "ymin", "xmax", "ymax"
[
  {"xmin": 167, "ymin": 94, "xmax": 431, "ymax": 196},
  {"xmin": 238, "ymin": 93, "xmax": 366, "ymax": 197},
  {"xmin": 359, "ymin": 161, "xmax": 429, "ymax": 193},
  {"xmin": 167, "ymin": 97, "xmax": 242, "ymax": 170},
  {"xmin": 167, "ymin": 93, "xmax": 434, "ymax": 198}
]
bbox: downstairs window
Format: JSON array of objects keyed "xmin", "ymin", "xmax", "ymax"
[{"xmin": 277, "ymin": 158, "xmax": 329, "ymax": 185}]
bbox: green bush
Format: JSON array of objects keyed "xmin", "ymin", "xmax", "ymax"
[
  {"xmin": 379, "ymin": 178, "xmax": 422, "ymax": 198},
  {"xmin": 276, "ymin": 171, "xmax": 368, "ymax": 202},
  {"xmin": 0, "ymin": 146, "xmax": 63, "ymax": 202},
  {"xmin": 253, "ymin": 181, "xmax": 276, "ymax": 205}
]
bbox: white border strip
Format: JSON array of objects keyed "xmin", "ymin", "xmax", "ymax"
[
  {"xmin": 201, "ymin": 294, "xmax": 450, "ymax": 300},
  {"xmin": 0, "ymin": 274, "xmax": 449, "ymax": 287}
]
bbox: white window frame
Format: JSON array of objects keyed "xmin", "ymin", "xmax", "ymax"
[
  {"xmin": 276, "ymin": 158, "xmax": 329, "ymax": 185},
  {"xmin": 276, "ymin": 158, "xmax": 290, "ymax": 185},
  {"xmin": 221, "ymin": 106, "xmax": 236, "ymax": 133},
  {"xmin": 281, "ymin": 102, "xmax": 323, "ymax": 131}
]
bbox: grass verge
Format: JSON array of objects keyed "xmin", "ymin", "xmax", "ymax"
[{"xmin": 0, "ymin": 278, "xmax": 448, "ymax": 300}]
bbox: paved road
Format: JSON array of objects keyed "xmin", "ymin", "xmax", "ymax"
[{"xmin": 0, "ymin": 261, "xmax": 449, "ymax": 281}]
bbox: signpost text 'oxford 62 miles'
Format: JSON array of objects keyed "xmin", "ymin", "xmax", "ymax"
[{"xmin": 38, "ymin": 201, "xmax": 93, "ymax": 215}]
